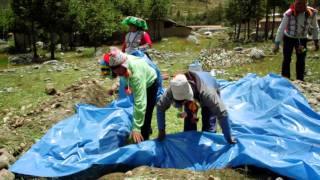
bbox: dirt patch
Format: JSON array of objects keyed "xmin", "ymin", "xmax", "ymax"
[
  {"xmin": 0, "ymin": 78, "xmax": 112, "ymax": 157},
  {"xmin": 99, "ymin": 166, "xmax": 281, "ymax": 180}
]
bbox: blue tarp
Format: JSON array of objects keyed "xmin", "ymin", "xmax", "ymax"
[{"xmin": 10, "ymin": 74, "xmax": 320, "ymax": 179}]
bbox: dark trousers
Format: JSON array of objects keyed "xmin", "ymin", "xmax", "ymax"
[
  {"xmin": 183, "ymin": 106, "xmax": 217, "ymax": 133},
  {"xmin": 141, "ymin": 80, "xmax": 158, "ymax": 140},
  {"xmin": 282, "ymin": 35, "xmax": 307, "ymax": 81}
]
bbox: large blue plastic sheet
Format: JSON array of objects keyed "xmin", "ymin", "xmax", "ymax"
[{"xmin": 10, "ymin": 74, "xmax": 320, "ymax": 179}]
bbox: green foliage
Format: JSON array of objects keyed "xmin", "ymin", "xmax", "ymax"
[
  {"xmin": 149, "ymin": 0, "xmax": 171, "ymax": 20},
  {"xmin": 0, "ymin": 6, "xmax": 13, "ymax": 36},
  {"xmin": 70, "ymin": 0, "xmax": 120, "ymax": 47}
]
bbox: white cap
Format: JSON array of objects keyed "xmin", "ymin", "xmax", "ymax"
[
  {"xmin": 108, "ymin": 47, "xmax": 128, "ymax": 67},
  {"xmin": 170, "ymin": 74, "xmax": 194, "ymax": 101}
]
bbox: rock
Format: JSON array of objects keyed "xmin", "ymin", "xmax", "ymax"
[
  {"xmin": 6, "ymin": 69, "xmax": 16, "ymax": 73},
  {"xmin": 275, "ymin": 177, "xmax": 284, "ymax": 180},
  {"xmin": 44, "ymin": 78, "xmax": 52, "ymax": 82},
  {"xmin": 306, "ymin": 71, "xmax": 312, "ymax": 76},
  {"xmin": 0, "ymin": 39, "xmax": 6, "ymax": 44},
  {"xmin": 187, "ymin": 35, "xmax": 200, "ymax": 45},
  {"xmin": 5, "ymin": 87, "xmax": 15, "ymax": 93},
  {"xmin": 33, "ymin": 65, "xmax": 41, "ymax": 69},
  {"xmin": 20, "ymin": 106, "xmax": 26, "ymax": 111},
  {"xmin": 0, "ymin": 149, "xmax": 15, "ymax": 169},
  {"xmin": 203, "ymin": 31, "xmax": 213, "ymax": 39},
  {"xmin": 45, "ymin": 84, "xmax": 57, "ymax": 95},
  {"xmin": 125, "ymin": 170, "xmax": 133, "ymax": 176},
  {"xmin": 250, "ymin": 48, "xmax": 265, "ymax": 59},
  {"xmin": 73, "ymin": 66, "xmax": 79, "ymax": 71},
  {"xmin": 43, "ymin": 60, "xmax": 59, "ymax": 65},
  {"xmin": 316, "ymin": 94, "xmax": 320, "ymax": 101},
  {"xmin": 60, "ymin": 52, "xmax": 65, "ymax": 56},
  {"xmin": 56, "ymin": 44, "xmax": 62, "ymax": 51},
  {"xmin": 76, "ymin": 47, "xmax": 85, "ymax": 53},
  {"xmin": 36, "ymin": 41, "xmax": 44, "ymax": 49},
  {"xmin": 234, "ymin": 47, "xmax": 244, "ymax": 52},
  {"xmin": 51, "ymin": 103, "xmax": 61, "ymax": 109},
  {"xmin": 3, "ymin": 117, "xmax": 9, "ymax": 123},
  {"xmin": 0, "ymin": 169, "xmax": 15, "ymax": 180},
  {"xmin": 309, "ymin": 99, "xmax": 318, "ymax": 105},
  {"xmin": 8, "ymin": 54, "xmax": 33, "ymax": 65},
  {"xmin": 208, "ymin": 175, "xmax": 220, "ymax": 180},
  {"xmin": 95, "ymin": 48, "xmax": 103, "ymax": 57}
]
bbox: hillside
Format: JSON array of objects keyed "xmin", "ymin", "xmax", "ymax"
[{"xmin": 169, "ymin": 0, "xmax": 227, "ymax": 17}]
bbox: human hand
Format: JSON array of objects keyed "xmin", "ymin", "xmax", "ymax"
[
  {"xmin": 273, "ymin": 44, "xmax": 280, "ymax": 54},
  {"xmin": 228, "ymin": 137, "xmax": 237, "ymax": 144},
  {"xmin": 131, "ymin": 131, "xmax": 144, "ymax": 143}
]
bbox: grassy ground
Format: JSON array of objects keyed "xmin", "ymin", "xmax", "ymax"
[{"xmin": 1, "ymin": 34, "xmax": 319, "ymax": 178}]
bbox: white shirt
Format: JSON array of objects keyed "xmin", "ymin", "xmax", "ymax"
[{"xmin": 275, "ymin": 11, "xmax": 319, "ymax": 43}]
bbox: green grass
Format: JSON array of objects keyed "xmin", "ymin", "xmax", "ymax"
[{"xmin": 0, "ymin": 53, "xmax": 8, "ymax": 68}]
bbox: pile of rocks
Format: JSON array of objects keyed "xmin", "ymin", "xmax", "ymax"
[
  {"xmin": 199, "ymin": 47, "xmax": 266, "ymax": 70},
  {"xmin": 0, "ymin": 149, "xmax": 15, "ymax": 180},
  {"xmin": 292, "ymin": 80, "xmax": 320, "ymax": 112},
  {"xmin": 147, "ymin": 49, "xmax": 190, "ymax": 62},
  {"xmin": 42, "ymin": 60, "xmax": 73, "ymax": 72},
  {"xmin": 8, "ymin": 54, "xmax": 33, "ymax": 65}
]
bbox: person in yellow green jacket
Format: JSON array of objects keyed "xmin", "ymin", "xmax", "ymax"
[{"xmin": 107, "ymin": 47, "xmax": 158, "ymax": 143}]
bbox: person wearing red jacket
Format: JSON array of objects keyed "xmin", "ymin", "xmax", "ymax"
[{"xmin": 121, "ymin": 16, "xmax": 152, "ymax": 54}]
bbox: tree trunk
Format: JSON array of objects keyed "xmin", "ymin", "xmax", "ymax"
[
  {"xmin": 264, "ymin": 1, "xmax": 270, "ymax": 41},
  {"xmin": 237, "ymin": 23, "xmax": 241, "ymax": 40},
  {"xmin": 50, "ymin": 31, "xmax": 55, "ymax": 60},
  {"xmin": 255, "ymin": 19, "xmax": 260, "ymax": 41},
  {"xmin": 270, "ymin": 5, "xmax": 276, "ymax": 39},
  {"xmin": 234, "ymin": 24, "xmax": 237, "ymax": 40},
  {"xmin": 13, "ymin": 19, "xmax": 20, "ymax": 52},
  {"xmin": 68, "ymin": 32, "xmax": 74, "ymax": 50},
  {"xmin": 2, "ymin": 26, "xmax": 4, "ymax": 40},
  {"xmin": 247, "ymin": 20, "xmax": 250, "ymax": 40},
  {"xmin": 31, "ymin": 20, "xmax": 38, "ymax": 59}
]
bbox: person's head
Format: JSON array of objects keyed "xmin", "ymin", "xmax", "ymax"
[
  {"xmin": 129, "ymin": 24, "xmax": 138, "ymax": 32},
  {"xmin": 100, "ymin": 53, "xmax": 117, "ymax": 78},
  {"xmin": 294, "ymin": 0, "xmax": 307, "ymax": 13},
  {"xmin": 170, "ymin": 74, "xmax": 194, "ymax": 102},
  {"xmin": 107, "ymin": 47, "xmax": 129, "ymax": 77}
]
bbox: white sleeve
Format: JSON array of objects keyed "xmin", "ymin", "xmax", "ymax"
[
  {"xmin": 275, "ymin": 15, "xmax": 289, "ymax": 44},
  {"xmin": 311, "ymin": 12, "xmax": 319, "ymax": 40}
]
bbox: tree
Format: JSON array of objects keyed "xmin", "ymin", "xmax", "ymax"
[
  {"xmin": 149, "ymin": 0, "xmax": 171, "ymax": 40},
  {"xmin": 70, "ymin": 0, "xmax": 120, "ymax": 51},
  {"xmin": 0, "ymin": 6, "xmax": 13, "ymax": 40},
  {"xmin": 11, "ymin": 0, "xmax": 42, "ymax": 57},
  {"xmin": 35, "ymin": 0, "xmax": 69, "ymax": 59}
]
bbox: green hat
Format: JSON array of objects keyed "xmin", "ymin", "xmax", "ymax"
[{"xmin": 121, "ymin": 16, "xmax": 148, "ymax": 30}]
